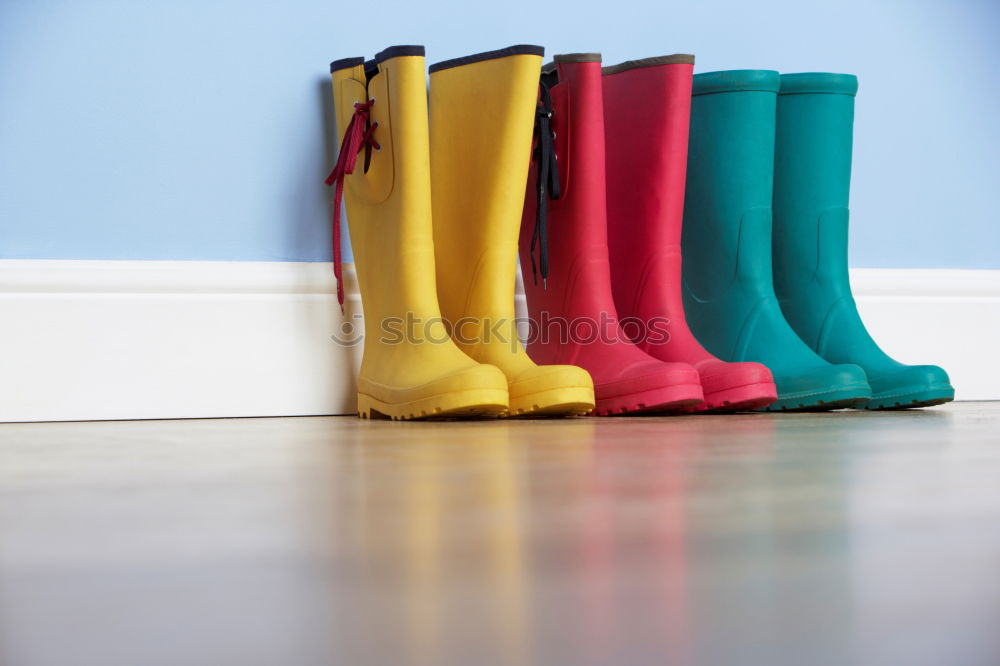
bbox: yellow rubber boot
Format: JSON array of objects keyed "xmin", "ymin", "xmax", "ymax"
[
  {"xmin": 428, "ymin": 46, "xmax": 595, "ymax": 417},
  {"xmin": 329, "ymin": 46, "xmax": 508, "ymax": 420}
]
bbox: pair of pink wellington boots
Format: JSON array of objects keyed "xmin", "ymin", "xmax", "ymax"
[{"xmin": 518, "ymin": 54, "xmax": 777, "ymax": 414}]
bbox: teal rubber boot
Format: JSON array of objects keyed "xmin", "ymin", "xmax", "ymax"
[
  {"xmin": 772, "ymin": 73, "xmax": 954, "ymax": 409},
  {"xmin": 682, "ymin": 70, "xmax": 871, "ymax": 411}
]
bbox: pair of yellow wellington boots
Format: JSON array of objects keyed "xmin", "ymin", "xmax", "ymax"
[{"xmin": 329, "ymin": 45, "xmax": 595, "ymax": 419}]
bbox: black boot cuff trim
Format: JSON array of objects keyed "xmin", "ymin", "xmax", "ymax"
[{"xmin": 429, "ymin": 45, "xmax": 545, "ymax": 73}]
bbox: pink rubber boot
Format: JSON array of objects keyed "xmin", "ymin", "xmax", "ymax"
[
  {"xmin": 519, "ymin": 54, "xmax": 704, "ymax": 415},
  {"xmin": 602, "ymin": 56, "xmax": 777, "ymax": 411}
]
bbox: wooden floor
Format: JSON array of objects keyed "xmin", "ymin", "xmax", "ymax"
[{"xmin": 1, "ymin": 403, "xmax": 999, "ymax": 666}]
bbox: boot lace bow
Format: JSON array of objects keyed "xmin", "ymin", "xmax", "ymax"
[{"xmin": 325, "ymin": 98, "xmax": 380, "ymax": 311}]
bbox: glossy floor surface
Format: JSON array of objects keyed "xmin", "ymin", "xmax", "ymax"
[{"xmin": 1, "ymin": 403, "xmax": 999, "ymax": 666}]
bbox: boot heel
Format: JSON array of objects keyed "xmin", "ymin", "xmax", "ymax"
[
  {"xmin": 356, "ymin": 394, "xmax": 395, "ymax": 420},
  {"xmin": 356, "ymin": 393, "xmax": 374, "ymax": 420}
]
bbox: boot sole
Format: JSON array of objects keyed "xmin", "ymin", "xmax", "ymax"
[
  {"xmin": 686, "ymin": 380, "xmax": 778, "ymax": 413},
  {"xmin": 508, "ymin": 386, "xmax": 596, "ymax": 418},
  {"xmin": 592, "ymin": 383, "xmax": 704, "ymax": 416},
  {"xmin": 357, "ymin": 389, "xmax": 509, "ymax": 421},
  {"xmin": 758, "ymin": 384, "xmax": 871, "ymax": 412},
  {"xmin": 860, "ymin": 384, "xmax": 955, "ymax": 410}
]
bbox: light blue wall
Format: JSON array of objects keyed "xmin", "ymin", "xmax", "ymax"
[{"xmin": 1, "ymin": 0, "xmax": 998, "ymax": 267}]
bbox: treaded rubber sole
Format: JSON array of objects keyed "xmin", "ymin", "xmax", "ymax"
[
  {"xmin": 860, "ymin": 384, "xmax": 955, "ymax": 410},
  {"xmin": 508, "ymin": 386, "xmax": 595, "ymax": 418},
  {"xmin": 686, "ymin": 380, "xmax": 778, "ymax": 413},
  {"xmin": 357, "ymin": 389, "xmax": 509, "ymax": 421},
  {"xmin": 758, "ymin": 384, "xmax": 871, "ymax": 412},
  {"xmin": 592, "ymin": 383, "xmax": 704, "ymax": 416}
]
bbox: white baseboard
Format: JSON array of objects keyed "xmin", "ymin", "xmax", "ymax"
[
  {"xmin": 0, "ymin": 261, "xmax": 997, "ymax": 422},
  {"xmin": 849, "ymin": 268, "xmax": 999, "ymax": 401},
  {"xmin": 0, "ymin": 260, "xmax": 362, "ymax": 422}
]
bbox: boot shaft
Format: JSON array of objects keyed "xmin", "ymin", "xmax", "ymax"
[
  {"xmin": 603, "ymin": 56, "xmax": 694, "ymax": 323},
  {"xmin": 603, "ymin": 55, "xmax": 695, "ymax": 249},
  {"xmin": 331, "ymin": 46, "xmax": 443, "ymax": 329},
  {"xmin": 686, "ymin": 70, "xmax": 780, "ymax": 220},
  {"xmin": 683, "ymin": 70, "xmax": 781, "ymax": 304},
  {"xmin": 518, "ymin": 53, "xmax": 622, "ymax": 324},
  {"xmin": 429, "ymin": 45, "xmax": 544, "ymax": 326},
  {"xmin": 524, "ymin": 54, "xmax": 610, "ymax": 262},
  {"xmin": 774, "ymin": 73, "xmax": 857, "ymax": 212},
  {"xmin": 332, "ymin": 46, "xmax": 430, "ymax": 217},
  {"xmin": 548, "ymin": 54, "xmax": 607, "ymax": 233},
  {"xmin": 773, "ymin": 73, "xmax": 858, "ymax": 301}
]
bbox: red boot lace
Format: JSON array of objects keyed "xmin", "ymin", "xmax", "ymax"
[{"xmin": 325, "ymin": 98, "xmax": 380, "ymax": 311}]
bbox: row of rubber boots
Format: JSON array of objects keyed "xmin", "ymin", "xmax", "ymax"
[{"xmin": 328, "ymin": 45, "xmax": 954, "ymax": 420}]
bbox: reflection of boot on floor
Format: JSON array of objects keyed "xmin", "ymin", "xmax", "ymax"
[
  {"xmin": 602, "ymin": 55, "xmax": 777, "ymax": 412},
  {"xmin": 519, "ymin": 54, "xmax": 705, "ymax": 416},
  {"xmin": 682, "ymin": 70, "xmax": 872, "ymax": 411},
  {"xmin": 429, "ymin": 46, "xmax": 595, "ymax": 417},
  {"xmin": 772, "ymin": 73, "xmax": 954, "ymax": 410},
  {"xmin": 328, "ymin": 46, "xmax": 508, "ymax": 420}
]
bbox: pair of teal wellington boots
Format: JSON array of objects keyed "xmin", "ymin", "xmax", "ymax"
[{"xmin": 682, "ymin": 70, "xmax": 954, "ymax": 411}]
